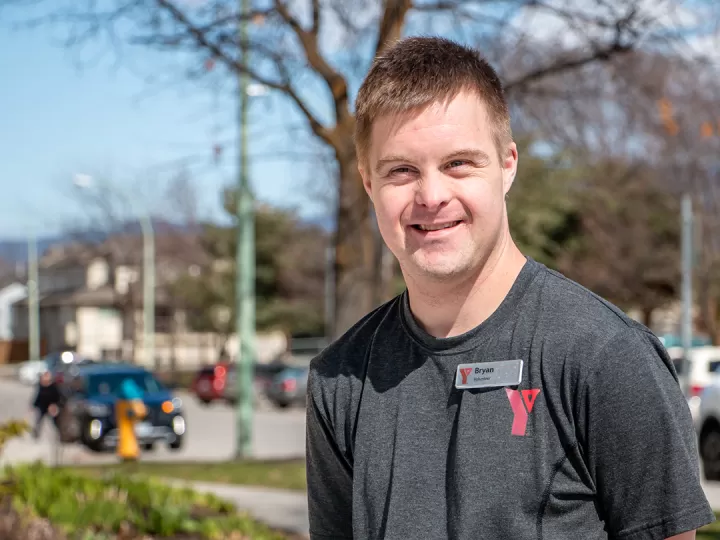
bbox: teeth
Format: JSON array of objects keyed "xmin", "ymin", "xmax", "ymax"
[{"xmin": 417, "ymin": 221, "xmax": 459, "ymax": 231}]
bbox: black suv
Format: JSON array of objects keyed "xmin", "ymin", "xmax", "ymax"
[{"xmin": 63, "ymin": 364, "xmax": 186, "ymax": 453}]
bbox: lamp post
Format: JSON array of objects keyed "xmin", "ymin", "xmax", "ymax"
[
  {"xmin": 73, "ymin": 174, "xmax": 155, "ymax": 366},
  {"xmin": 680, "ymin": 193, "xmax": 693, "ymax": 397},
  {"xmin": 235, "ymin": 0, "xmax": 255, "ymax": 459},
  {"xmin": 27, "ymin": 234, "xmax": 40, "ymax": 361}
]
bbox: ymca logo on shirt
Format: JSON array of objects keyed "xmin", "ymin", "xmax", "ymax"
[{"xmin": 504, "ymin": 388, "xmax": 541, "ymax": 436}]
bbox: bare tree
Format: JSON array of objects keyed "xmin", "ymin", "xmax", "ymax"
[{"xmin": 3, "ymin": 0, "xmax": 716, "ymax": 336}]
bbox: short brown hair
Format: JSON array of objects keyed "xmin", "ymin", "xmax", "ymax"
[{"xmin": 354, "ymin": 36, "xmax": 511, "ymax": 164}]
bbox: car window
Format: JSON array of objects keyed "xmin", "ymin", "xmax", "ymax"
[
  {"xmin": 87, "ymin": 372, "xmax": 164, "ymax": 396},
  {"xmin": 709, "ymin": 360, "xmax": 720, "ymax": 373}
]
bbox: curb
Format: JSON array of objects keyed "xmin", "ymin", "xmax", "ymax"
[{"xmin": 162, "ymin": 478, "xmax": 310, "ymax": 538}]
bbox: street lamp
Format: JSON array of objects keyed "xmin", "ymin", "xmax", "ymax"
[
  {"xmin": 234, "ymin": 0, "xmax": 271, "ymax": 460},
  {"xmin": 73, "ymin": 174, "xmax": 156, "ymax": 367}
]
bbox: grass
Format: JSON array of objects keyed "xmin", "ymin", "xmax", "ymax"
[{"xmin": 67, "ymin": 458, "xmax": 308, "ymax": 492}]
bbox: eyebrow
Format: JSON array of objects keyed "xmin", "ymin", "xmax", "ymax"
[{"xmin": 374, "ymin": 148, "xmax": 491, "ymax": 174}]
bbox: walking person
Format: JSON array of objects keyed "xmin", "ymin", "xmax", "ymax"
[
  {"xmin": 305, "ymin": 36, "xmax": 714, "ymax": 539},
  {"xmin": 30, "ymin": 371, "xmax": 62, "ymax": 440}
]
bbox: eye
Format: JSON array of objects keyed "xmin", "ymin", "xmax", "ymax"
[
  {"xmin": 389, "ymin": 166, "xmax": 413, "ymax": 175},
  {"xmin": 448, "ymin": 160, "xmax": 469, "ymax": 168}
]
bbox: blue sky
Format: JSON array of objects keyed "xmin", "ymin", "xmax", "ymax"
[{"xmin": 0, "ymin": 18, "xmax": 334, "ymax": 241}]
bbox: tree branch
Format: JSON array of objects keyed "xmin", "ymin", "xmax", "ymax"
[
  {"xmin": 153, "ymin": 0, "xmax": 332, "ymax": 144},
  {"xmin": 505, "ymin": 42, "xmax": 631, "ymax": 93},
  {"xmin": 375, "ymin": 0, "xmax": 412, "ymax": 56},
  {"xmin": 273, "ymin": 0, "xmax": 350, "ymax": 126}
]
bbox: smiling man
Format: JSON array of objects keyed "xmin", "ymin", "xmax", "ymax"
[{"xmin": 305, "ymin": 36, "xmax": 714, "ymax": 540}]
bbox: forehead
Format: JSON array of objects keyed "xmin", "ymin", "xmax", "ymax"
[{"xmin": 368, "ymin": 92, "xmax": 494, "ymax": 161}]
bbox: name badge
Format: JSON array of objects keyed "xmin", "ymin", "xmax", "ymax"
[{"xmin": 455, "ymin": 359, "xmax": 523, "ymax": 389}]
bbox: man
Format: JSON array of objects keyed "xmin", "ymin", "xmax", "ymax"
[
  {"xmin": 30, "ymin": 371, "xmax": 62, "ymax": 439},
  {"xmin": 305, "ymin": 36, "xmax": 714, "ymax": 540}
]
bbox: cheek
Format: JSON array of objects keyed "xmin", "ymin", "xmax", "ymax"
[
  {"xmin": 461, "ymin": 179, "xmax": 505, "ymax": 220},
  {"xmin": 372, "ymin": 186, "xmax": 410, "ymax": 229}
]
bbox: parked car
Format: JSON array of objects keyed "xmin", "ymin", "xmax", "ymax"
[
  {"xmin": 190, "ymin": 361, "xmax": 287, "ymax": 406},
  {"xmin": 265, "ymin": 367, "xmax": 308, "ymax": 409},
  {"xmin": 667, "ymin": 346, "xmax": 720, "ymax": 421},
  {"xmin": 62, "ymin": 364, "xmax": 186, "ymax": 453},
  {"xmin": 190, "ymin": 362, "xmax": 232, "ymax": 405}
]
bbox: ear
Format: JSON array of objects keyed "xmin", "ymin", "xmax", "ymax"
[
  {"xmin": 359, "ymin": 162, "xmax": 373, "ymax": 201},
  {"xmin": 501, "ymin": 141, "xmax": 518, "ymax": 196}
]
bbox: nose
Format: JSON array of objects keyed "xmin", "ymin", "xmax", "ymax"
[{"xmin": 414, "ymin": 172, "xmax": 451, "ymax": 211}]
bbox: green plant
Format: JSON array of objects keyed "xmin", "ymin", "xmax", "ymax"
[{"xmin": 3, "ymin": 462, "xmax": 287, "ymax": 539}]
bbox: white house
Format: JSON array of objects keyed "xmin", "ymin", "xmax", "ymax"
[
  {"xmin": 11, "ymin": 236, "xmax": 287, "ymax": 369},
  {"xmin": 0, "ymin": 281, "xmax": 27, "ymax": 340}
]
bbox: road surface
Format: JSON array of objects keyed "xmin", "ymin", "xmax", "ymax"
[
  {"xmin": 4, "ymin": 377, "xmax": 720, "ymax": 514},
  {"xmin": 0, "ymin": 377, "xmax": 306, "ymax": 466}
]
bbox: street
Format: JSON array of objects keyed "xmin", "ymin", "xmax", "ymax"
[
  {"xmin": 4, "ymin": 376, "xmax": 720, "ymax": 514},
  {"xmin": 0, "ymin": 377, "xmax": 306, "ymax": 466}
]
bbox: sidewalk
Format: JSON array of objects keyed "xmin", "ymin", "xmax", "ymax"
[
  {"xmin": 170, "ymin": 477, "xmax": 720, "ymax": 539},
  {"xmin": 166, "ymin": 479, "xmax": 309, "ymax": 538}
]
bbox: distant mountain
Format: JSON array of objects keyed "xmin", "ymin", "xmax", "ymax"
[
  {"xmin": 0, "ymin": 236, "xmax": 64, "ymax": 266},
  {"xmin": 0, "ymin": 218, "xmax": 180, "ymax": 265},
  {"xmin": 0, "ymin": 215, "xmax": 332, "ymax": 265}
]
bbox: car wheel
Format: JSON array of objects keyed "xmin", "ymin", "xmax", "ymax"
[
  {"xmin": 169, "ymin": 437, "xmax": 183, "ymax": 451},
  {"xmin": 84, "ymin": 440, "xmax": 105, "ymax": 453},
  {"xmin": 142, "ymin": 443, "xmax": 154, "ymax": 451},
  {"xmin": 701, "ymin": 421, "xmax": 720, "ymax": 481}
]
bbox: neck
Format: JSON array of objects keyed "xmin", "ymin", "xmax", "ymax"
[{"xmin": 404, "ymin": 232, "xmax": 527, "ymax": 338}]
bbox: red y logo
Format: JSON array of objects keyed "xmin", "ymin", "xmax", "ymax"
[
  {"xmin": 504, "ymin": 388, "xmax": 541, "ymax": 436},
  {"xmin": 459, "ymin": 368, "xmax": 472, "ymax": 385}
]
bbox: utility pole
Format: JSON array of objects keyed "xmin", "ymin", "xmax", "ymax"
[
  {"xmin": 235, "ymin": 0, "xmax": 255, "ymax": 459},
  {"xmin": 680, "ymin": 193, "xmax": 693, "ymax": 396},
  {"xmin": 27, "ymin": 235, "xmax": 40, "ymax": 361},
  {"xmin": 140, "ymin": 216, "xmax": 156, "ymax": 368}
]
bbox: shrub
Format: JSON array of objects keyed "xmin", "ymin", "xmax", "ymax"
[{"xmin": 2, "ymin": 463, "xmax": 288, "ymax": 540}]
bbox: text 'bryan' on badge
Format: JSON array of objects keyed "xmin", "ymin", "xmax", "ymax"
[{"xmin": 455, "ymin": 360, "xmax": 523, "ymax": 389}]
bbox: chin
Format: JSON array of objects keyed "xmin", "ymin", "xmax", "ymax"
[{"xmin": 411, "ymin": 257, "xmax": 472, "ymax": 281}]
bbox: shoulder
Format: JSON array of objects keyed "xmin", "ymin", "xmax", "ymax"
[
  {"xmin": 529, "ymin": 263, "xmax": 669, "ymax": 373},
  {"xmin": 309, "ymin": 296, "xmax": 401, "ymax": 393}
]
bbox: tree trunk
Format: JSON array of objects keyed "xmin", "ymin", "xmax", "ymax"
[
  {"xmin": 701, "ymin": 291, "xmax": 719, "ymax": 346},
  {"xmin": 698, "ymin": 266, "xmax": 719, "ymax": 345},
  {"xmin": 333, "ymin": 147, "xmax": 375, "ymax": 338},
  {"xmin": 641, "ymin": 307, "xmax": 654, "ymax": 329}
]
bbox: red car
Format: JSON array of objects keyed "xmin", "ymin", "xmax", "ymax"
[
  {"xmin": 190, "ymin": 361, "xmax": 289, "ymax": 405},
  {"xmin": 190, "ymin": 363, "xmax": 232, "ymax": 405}
]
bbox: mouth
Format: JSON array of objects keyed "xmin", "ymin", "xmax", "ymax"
[{"xmin": 410, "ymin": 220, "xmax": 463, "ymax": 232}]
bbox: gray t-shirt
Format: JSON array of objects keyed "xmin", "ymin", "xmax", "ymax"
[{"xmin": 306, "ymin": 257, "xmax": 714, "ymax": 539}]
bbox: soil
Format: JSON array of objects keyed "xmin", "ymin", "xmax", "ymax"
[{"xmin": 0, "ymin": 494, "xmax": 67, "ymax": 540}]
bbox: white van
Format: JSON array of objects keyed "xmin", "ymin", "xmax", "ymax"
[{"xmin": 666, "ymin": 346, "xmax": 720, "ymax": 398}]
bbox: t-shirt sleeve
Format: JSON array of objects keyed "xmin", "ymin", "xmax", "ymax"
[
  {"xmin": 579, "ymin": 328, "xmax": 715, "ymax": 539},
  {"xmin": 306, "ymin": 366, "xmax": 354, "ymax": 539}
]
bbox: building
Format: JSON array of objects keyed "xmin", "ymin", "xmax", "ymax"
[
  {"xmin": 11, "ymin": 233, "xmax": 287, "ymax": 369},
  {"xmin": 0, "ymin": 280, "xmax": 27, "ymax": 339}
]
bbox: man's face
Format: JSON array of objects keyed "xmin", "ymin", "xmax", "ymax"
[{"xmin": 361, "ymin": 91, "xmax": 518, "ymax": 284}]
